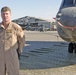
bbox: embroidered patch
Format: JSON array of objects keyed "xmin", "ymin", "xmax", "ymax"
[
  {"xmin": 6, "ymin": 29, "xmax": 12, "ymax": 33},
  {"xmin": 19, "ymin": 29, "xmax": 22, "ymax": 32}
]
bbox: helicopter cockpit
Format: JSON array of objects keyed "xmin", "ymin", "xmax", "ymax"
[{"xmin": 60, "ymin": 0, "xmax": 76, "ymax": 9}]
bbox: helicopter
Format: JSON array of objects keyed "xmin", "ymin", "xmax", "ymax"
[{"xmin": 55, "ymin": 0, "xmax": 76, "ymax": 53}]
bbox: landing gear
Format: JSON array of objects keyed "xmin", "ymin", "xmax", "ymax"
[
  {"xmin": 68, "ymin": 43, "xmax": 76, "ymax": 53},
  {"xmin": 68, "ymin": 43, "xmax": 73, "ymax": 53},
  {"xmin": 74, "ymin": 43, "xmax": 76, "ymax": 53}
]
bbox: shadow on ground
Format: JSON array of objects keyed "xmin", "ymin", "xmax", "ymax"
[{"xmin": 20, "ymin": 41, "xmax": 76, "ymax": 70}]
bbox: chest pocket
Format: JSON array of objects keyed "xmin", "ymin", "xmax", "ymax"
[{"xmin": 5, "ymin": 29, "xmax": 12, "ymax": 40}]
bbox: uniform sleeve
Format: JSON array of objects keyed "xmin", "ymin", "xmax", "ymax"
[{"xmin": 17, "ymin": 26, "xmax": 25, "ymax": 54}]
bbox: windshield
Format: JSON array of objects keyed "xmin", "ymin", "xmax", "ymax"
[{"xmin": 62, "ymin": 0, "xmax": 76, "ymax": 7}]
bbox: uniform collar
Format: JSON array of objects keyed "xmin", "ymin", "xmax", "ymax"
[{"xmin": 0, "ymin": 21, "xmax": 12, "ymax": 30}]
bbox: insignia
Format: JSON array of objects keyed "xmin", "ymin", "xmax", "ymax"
[
  {"xmin": 6, "ymin": 29, "xmax": 12, "ymax": 33},
  {"xmin": 20, "ymin": 28, "xmax": 22, "ymax": 32}
]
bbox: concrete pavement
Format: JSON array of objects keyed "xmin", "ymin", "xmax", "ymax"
[{"xmin": 19, "ymin": 31, "xmax": 76, "ymax": 75}]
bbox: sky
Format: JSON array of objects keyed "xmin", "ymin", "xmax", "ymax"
[{"xmin": 0, "ymin": 0, "xmax": 62, "ymax": 21}]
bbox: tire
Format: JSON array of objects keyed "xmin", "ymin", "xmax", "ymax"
[
  {"xmin": 74, "ymin": 43, "xmax": 76, "ymax": 53},
  {"xmin": 68, "ymin": 43, "xmax": 73, "ymax": 53}
]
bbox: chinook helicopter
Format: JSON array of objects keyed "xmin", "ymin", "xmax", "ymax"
[{"xmin": 55, "ymin": 0, "xmax": 76, "ymax": 53}]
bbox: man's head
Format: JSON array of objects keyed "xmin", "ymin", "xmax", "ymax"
[
  {"xmin": 1, "ymin": 6, "xmax": 11, "ymax": 13},
  {"xmin": 1, "ymin": 6, "xmax": 11, "ymax": 24}
]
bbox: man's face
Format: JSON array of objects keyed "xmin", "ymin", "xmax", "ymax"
[{"xmin": 1, "ymin": 11, "xmax": 11, "ymax": 23}]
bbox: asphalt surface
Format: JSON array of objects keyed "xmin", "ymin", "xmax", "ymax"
[{"xmin": 19, "ymin": 31, "xmax": 76, "ymax": 75}]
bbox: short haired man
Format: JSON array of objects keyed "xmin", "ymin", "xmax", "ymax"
[{"xmin": 0, "ymin": 6, "xmax": 25, "ymax": 75}]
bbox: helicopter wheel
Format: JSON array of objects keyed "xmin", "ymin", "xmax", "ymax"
[
  {"xmin": 73, "ymin": 43, "xmax": 76, "ymax": 53},
  {"xmin": 68, "ymin": 43, "xmax": 73, "ymax": 53}
]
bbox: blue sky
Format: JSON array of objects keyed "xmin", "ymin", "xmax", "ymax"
[{"xmin": 0, "ymin": 0, "xmax": 62, "ymax": 20}]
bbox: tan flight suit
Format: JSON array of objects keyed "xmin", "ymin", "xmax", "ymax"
[{"xmin": 0, "ymin": 22, "xmax": 25, "ymax": 75}]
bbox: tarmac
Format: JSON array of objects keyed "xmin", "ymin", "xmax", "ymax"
[{"xmin": 19, "ymin": 31, "xmax": 76, "ymax": 75}]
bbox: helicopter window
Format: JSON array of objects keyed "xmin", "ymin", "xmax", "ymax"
[
  {"xmin": 73, "ymin": 0, "xmax": 76, "ymax": 5},
  {"xmin": 63, "ymin": 0, "xmax": 73, "ymax": 6}
]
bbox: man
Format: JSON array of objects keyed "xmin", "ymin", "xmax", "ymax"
[{"xmin": 0, "ymin": 6, "xmax": 25, "ymax": 75}]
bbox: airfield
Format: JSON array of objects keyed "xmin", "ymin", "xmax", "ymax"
[{"xmin": 19, "ymin": 31, "xmax": 76, "ymax": 75}]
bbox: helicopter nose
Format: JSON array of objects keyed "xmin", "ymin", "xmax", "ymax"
[{"xmin": 59, "ymin": 7, "xmax": 76, "ymax": 27}]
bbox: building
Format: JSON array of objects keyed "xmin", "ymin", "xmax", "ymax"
[{"xmin": 12, "ymin": 16, "xmax": 56, "ymax": 31}]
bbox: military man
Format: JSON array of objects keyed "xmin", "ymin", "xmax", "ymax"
[{"xmin": 0, "ymin": 6, "xmax": 25, "ymax": 75}]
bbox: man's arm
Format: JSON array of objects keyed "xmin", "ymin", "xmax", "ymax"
[{"xmin": 17, "ymin": 26, "xmax": 25, "ymax": 59}]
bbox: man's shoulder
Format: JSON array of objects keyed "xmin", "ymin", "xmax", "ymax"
[{"xmin": 11, "ymin": 22, "xmax": 22, "ymax": 30}]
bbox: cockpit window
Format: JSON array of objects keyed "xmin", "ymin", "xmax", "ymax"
[{"xmin": 63, "ymin": 0, "xmax": 73, "ymax": 6}]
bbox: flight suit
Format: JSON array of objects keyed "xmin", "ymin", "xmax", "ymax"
[{"xmin": 0, "ymin": 22, "xmax": 25, "ymax": 75}]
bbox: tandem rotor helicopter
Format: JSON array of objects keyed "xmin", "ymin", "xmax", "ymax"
[{"xmin": 55, "ymin": 0, "xmax": 76, "ymax": 53}]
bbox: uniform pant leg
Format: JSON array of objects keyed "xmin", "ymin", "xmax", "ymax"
[
  {"xmin": 0, "ymin": 65, "xmax": 5, "ymax": 75},
  {"xmin": 5, "ymin": 49, "xmax": 20, "ymax": 75}
]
